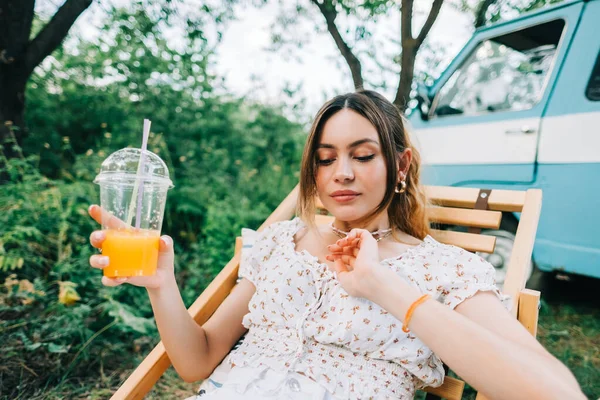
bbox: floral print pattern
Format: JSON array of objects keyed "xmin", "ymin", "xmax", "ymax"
[{"xmin": 226, "ymin": 218, "xmax": 510, "ymax": 399}]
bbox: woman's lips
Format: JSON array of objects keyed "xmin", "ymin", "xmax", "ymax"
[{"xmin": 331, "ymin": 194, "xmax": 360, "ymax": 203}]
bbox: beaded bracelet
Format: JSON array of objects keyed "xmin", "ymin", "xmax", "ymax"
[{"xmin": 402, "ymin": 294, "xmax": 431, "ymax": 333}]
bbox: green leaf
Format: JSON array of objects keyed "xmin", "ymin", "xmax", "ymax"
[
  {"xmin": 107, "ymin": 302, "xmax": 154, "ymax": 335},
  {"xmin": 48, "ymin": 343, "xmax": 69, "ymax": 353},
  {"xmin": 25, "ymin": 342, "xmax": 43, "ymax": 351}
]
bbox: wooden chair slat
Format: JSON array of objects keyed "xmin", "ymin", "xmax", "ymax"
[
  {"xmin": 430, "ymin": 229, "xmax": 497, "ymax": 254},
  {"xmin": 428, "ymin": 207, "xmax": 502, "ymax": 229},
  {"xmin": 425, "ymin": 186, "xmax": 526, "ymax": 213},
  {"xmin": 423, "ymin": 376, "xmax": 465, "ymax": 400},
  {"xmin": 517, "ymin": 288, "xmax": 541, "ymax": 337}
]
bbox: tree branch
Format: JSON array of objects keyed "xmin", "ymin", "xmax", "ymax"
[
  {"xmin": 24, "ymin": 0, "xmax": 93, "ymax": 74},
  {"xmin": 395, "ymin": 0, "xmax": 444, "ymax": 110},
  {"xmin": 415, "ymin": 0, "xmax": 444, "ymax": 47},
  {"xmin": 475, "ymin": 0, "xmax": 498, "ymax": 28},
  {"xmin": 311, "ymin": 0, "xmax": 364, "ymax": 89},
  {"xmin": 401, "ymin": 0, "xmax": 414, "ymax": 43}
]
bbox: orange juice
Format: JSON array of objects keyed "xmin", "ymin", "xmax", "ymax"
[{"xmin": 102, "ymin": 229, "xmax": 160, "ymax": 277}]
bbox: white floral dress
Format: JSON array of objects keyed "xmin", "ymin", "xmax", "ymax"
[{"xmin": 191, "ymin": 218, "xmax": 510, "ymax": 399}]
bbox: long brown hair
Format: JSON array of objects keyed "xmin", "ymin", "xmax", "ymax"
[{"xmin": 297, "ymin": 90, "xmax": 430, "ymax": 239}]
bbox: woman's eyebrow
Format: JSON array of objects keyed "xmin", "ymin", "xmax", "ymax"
[{"xmin": 317, "ymin": 138, "xmax": 379, "ymax": 149}]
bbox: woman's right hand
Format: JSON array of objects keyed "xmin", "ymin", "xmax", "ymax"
[{"xmin": 88, "ymin": 204, "xmax": 175, "ymax": 290}]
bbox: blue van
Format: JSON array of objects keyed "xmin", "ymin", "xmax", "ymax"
[{"xmin": 409, "ymin": 0, "xmax": 600, "ymax": 285}]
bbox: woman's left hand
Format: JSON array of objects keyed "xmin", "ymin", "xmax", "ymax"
[{"xmin": 326, "ymin": 229, "xmax": 389, "ymax": 299}]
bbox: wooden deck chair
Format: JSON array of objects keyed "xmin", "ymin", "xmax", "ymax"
[{"xmin": 110, "ymin": 185, "xmax": 542, "ymax": 400}]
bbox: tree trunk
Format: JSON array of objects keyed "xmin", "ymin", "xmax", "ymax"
[
  {"xmin": 0, "ymin": 0, "xmax": 34, "ymax": 180},
  {"xmin": 0, "ymin": 0, "xmax": 93, "ymax": 163},
  {"xmin": 0, "ymin": 64, "xmax": 28, "ymax": 183},
  {"xmin": 394, "ymin": 0, "xmax": 443, "ymax": 110},
  {"xmin": 0, "ymin": 62, "xmax": 29, "ymax": 160},
  {"xmin": 395, "ymin": 45, "xmax": 416, "ymax": 110}
]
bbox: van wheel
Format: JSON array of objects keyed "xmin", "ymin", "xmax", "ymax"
[
  {"xmin": 526, "ymin": 265, "xmax": 557, "ymax": 293},
  {"xmin": 476, "ymin": 218, "xmax": 533, "ymax": 290}
]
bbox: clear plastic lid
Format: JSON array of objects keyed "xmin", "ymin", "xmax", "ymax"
[{"xmin": 93, "ymin": 148, "xmax": 174, "ymax": 188}]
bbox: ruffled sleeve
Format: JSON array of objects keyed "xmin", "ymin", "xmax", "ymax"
[
  {"xmin": 440, "ymin": 246, "xmax": 511, "ymax": 311},
  {"xmin": 238, "ymin": 219, "xmax": 298, "ymax": 286}
]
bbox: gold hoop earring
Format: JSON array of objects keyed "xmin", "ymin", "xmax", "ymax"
[{"xmin": 395, "ymin": 180, "xmax": 407, "ymax": 194}]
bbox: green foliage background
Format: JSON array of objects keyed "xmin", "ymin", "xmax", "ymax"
[{"xmin": 0, "ymin": 6, "xmax": 305, "ymax": 399}]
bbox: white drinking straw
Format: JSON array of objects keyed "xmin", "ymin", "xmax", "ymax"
[{"xmin": 126, "ymin": 119, "xmax": 151, "ymax": 229}]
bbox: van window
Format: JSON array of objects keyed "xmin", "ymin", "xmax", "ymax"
[
  {"xmin": 433, "ymin": 19, "xmax": 565, "ymax": 117},
  {"xmin": 586, "ymin": 51, "xmax": 600, "ymax": 101}
]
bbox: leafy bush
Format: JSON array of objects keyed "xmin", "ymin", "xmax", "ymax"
[{"xmin": 1, "ymin": 6, "xmax": 305, "ymax": 398}]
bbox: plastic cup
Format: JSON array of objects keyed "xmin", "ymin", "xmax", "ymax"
[{"xmin": 93, "ymin": 148, "xmax": 174, "ymax": 277}]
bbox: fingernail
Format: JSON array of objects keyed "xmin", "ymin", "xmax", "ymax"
[
  {"xmin": 93, "ymin": 231, "xmax": 105, "ymax": 241},
  {"xmin": 97, "ymin": 256, "xmax": 109, "ymax": 266},
  {"xmin": 116, "ymin": 278, "xmax": 128, "ymax": 283},
  {"xmin": 88, "ymin": 205, "xmax": 96, "ymax": 214},
  {"xmin": 161, "ymin": 236, "xmax": 172, "ymax": 246}
]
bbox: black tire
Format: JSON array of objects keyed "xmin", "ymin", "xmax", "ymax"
[
  {"xmin": 477, "ymin": 215, "xmax": 534, "ymax": 290},
  {"xmin": 525, "ymin": 265, "xmax": 557, "ymax": 293}
]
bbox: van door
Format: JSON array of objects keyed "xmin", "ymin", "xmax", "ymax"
[
  {"xmin": 411, "ymin": 3, "xmax": 583, "ymax": 186},
  {"xmin": 532, "ymin": 0, "xmax": 600, "ymax": 279}
]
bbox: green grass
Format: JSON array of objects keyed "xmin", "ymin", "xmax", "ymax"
[{"xmin": 538, "ymin": 304, "xmax": 600, "ymax": 398}]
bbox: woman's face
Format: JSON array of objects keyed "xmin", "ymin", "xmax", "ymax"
[{"xmin": 315, "ymin": 109, "xmax": 388, "ymax": 223}]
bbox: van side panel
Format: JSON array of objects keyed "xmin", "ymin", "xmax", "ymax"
[
  {"xmin": 535, "ymin": 0, "xmax": 600, "ymax": 278},
  {"xmin": 531, "ymin": 163, "xmax": 600, "ymax": 277}
]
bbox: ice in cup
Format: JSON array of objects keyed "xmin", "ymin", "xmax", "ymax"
[{"xmin": 93, "ymin": 148, "xmax": 173, "ymax": 277}]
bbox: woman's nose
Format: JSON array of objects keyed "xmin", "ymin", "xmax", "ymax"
[{"xmin": 333, "ymin": 158, "xmax": 354, "ymax": 182}]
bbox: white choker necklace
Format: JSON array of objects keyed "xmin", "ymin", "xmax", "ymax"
[{"xmin": 329, "ymin": 222, "xmax": 392, "ymax": 242}]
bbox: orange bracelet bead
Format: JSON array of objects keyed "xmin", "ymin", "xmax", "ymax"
[{"xmin": 402, "ymin": 294, "xmax": 431, "ymax": 333}]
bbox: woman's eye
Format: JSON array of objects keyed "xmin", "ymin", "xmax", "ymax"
[
  {"xmin": 317, "ymin": 158, "xmax": 335, "ymax": 166},
  {"xmin": 355, "ymin": 154, "xmax": 375, "ymax": 162}
]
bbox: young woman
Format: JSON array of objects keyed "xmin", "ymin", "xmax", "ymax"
[{"xmin": 89, "ymin": 90, "xmax": 584, "ymax": 399}]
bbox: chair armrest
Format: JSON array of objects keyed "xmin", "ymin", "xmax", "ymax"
[{"xmin": 503, "ymin": 189, "xmax": 542, "ymax": 316}]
